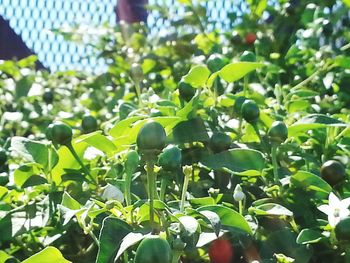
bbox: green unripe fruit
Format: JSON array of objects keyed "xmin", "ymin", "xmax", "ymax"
[
  {"xmin": 240, "ymin": 51, "xmax": 256, "ymax": 62},
  {"xmin": 207, "ymin": 53, "xmax": 226, "ymax": 72},
  {"xmin": 134, "ymin": 236, "xmax": 172, "ymax": 263},
  {"xmin": 335, "ymin": 217, "xmax": 350, "ymax": 242},
  {"xmin": 210, "ymin": 132, "xmax": 231, "ymax": 153},
  {"xmin": 320, "ymin": 160, "xmax": 346, "ymax": 186},
  {"xmin": 137, "ymin": 121, "xmax": 166, "ymax": 151},
  {"xmin": 45, "ymin": 124, "xmax": 54, "ymax": 141},
  {"xmin": 241, "ymin": 100, "xmax": 260, "ymax": 123},
  {"xmin": 233, "ymin": 96, "xmax": 246, "ymax": 114},
  {"xmin": 268, "ymin": 121, "xmax": 288, "ymax": 144},
  {"xmin": 178, "ymin": 81, "xmax": 195, "ymax": 102},
  {"xmin": 50, "ymin": 122, "xmax": 73, "ymax": 146},
  {"xmin": 43, "ymin": 90, "xmax": 54, "ymax": 104},
  {"xmin": 158, "ymin": 146, "xmax": 182, "ymax": 171},
  {"xmin": 81, "ymin": 115, "xmax": 98, "ymax": 134}
]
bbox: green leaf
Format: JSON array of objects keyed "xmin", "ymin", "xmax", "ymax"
[
  {"xmin": 291, "ymin": 171, "xmax": 332, "ymax": 195},
  {"xmin": 51, "ymin": 141, "xmax": 88, "ymax": 185},
  {"xmin": 22, "ymin": 246, "xmax": 71, "ymax": 263},
  {"xmin": 248, "ymin": 0, "xmax": 267, "ymax": 17},
  {"xmin": 200, "ymin": 149, "xmax": 265, "ymax": 174},
  {"xmin": 197, "ymin": 205, "xmax": 252, "ymax": 235},
  {"xmin": 183, "ymin": 65, "xmax": 211, "ymax": 88},
  {"xmin": 110, "ymin": 117, "xmax": 181, "ymax": 150},
  {"xmin": 252, "ymin": 203, "xmax": 293, "ymax": 217},
  {"xmin": 260, "ymin": 229, "xmax": 312, "ymax": 263},
  {"xmin": 0, "ymin": 250, "xmax": 12, "ymax": 262},
  {"xmin": 343, "ymin": 0, "xmax": 350, "ymax": 7},
  {"xmin": 179, "ymin": 216, "xmax": 199, "ymax": 236},
  {"xmin": 96, "ymin": 217, "xmax": 131, "ymax": 263},
  {"xmin": 207, "ymin": 72, "xmax": 219, "ymax": 88},
  {"xmin": 142, "ymin": 58, "xmax": 156, "ymax": 74},
  {"xmin": 296, "ymin": 229, "xmax": 325, "ymax": 245},
  {"xmin": 289, "ymin": 114, "xmax": 345, "ymax": 136},
  {"xmin": 189, "ymin": 197, "xmax": 216, "ymax": 206},
  {"xmin": 219, "ymin": 62, "xmax": 264, "ymax": 83},
  {"xmin": 11, "ymin": 137, "xmax": 58, "ymax": 172},
  {"xmin": 61, "ymin": 192, "xmax": 81, "ymax": 210},
  {"xmin": 0, "ymin": 186, "xmax": 7, "ymax": 199},
  {"xmin": 171, "ymin": 118, "xmax": 209, "ymax": 144},
  {"xmin": 15, "ymin": 75, "xmax": 35, "ymax": 100},
  {"xmin": 75, "ymin": 132, "xmax": 117, "ymax": 156},
  {"xmin": 295, "ymin": 114, "xmax": 343, "ymax": 125},
  {"xmin": 199, "ymin": 210, "xmax": 221, "ymax": 236},
  {"xmin": 335, "ymin": 55, "xmax": 350, "ymax": 68},
  {"xmin": 115, "ymin": 232, "xmax": 144, "ymax": 261},
  {"xmin": 14, "ymin": 164, "xmax": 40, "ymax": 188},
  {"xmin": 109, "ymin": 116, "xmax": 144, "ymax": 138}
]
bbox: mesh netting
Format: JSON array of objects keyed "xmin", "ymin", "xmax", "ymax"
[{"xmin": 0, "ymin": 0, "xmax": 243, "ymax": 72}]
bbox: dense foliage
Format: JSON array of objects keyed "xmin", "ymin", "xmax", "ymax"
[{"xmin": 0, "ymin": 0, "xmax": 350, "ymax": 262}]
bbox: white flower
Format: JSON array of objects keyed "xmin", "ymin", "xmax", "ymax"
[
  {"xmin": 233, "ymin": 184, "xmax": 245, "ymax": 202},
  {"xmin": 318, "ymin": 192, "xmax": 350, "ymax": 227}
]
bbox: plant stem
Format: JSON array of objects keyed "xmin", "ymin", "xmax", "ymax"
[
  {"xmin": 66, "ymin": 143, "xmax": 96, "ymax": 185},
  {"xmin": 238, "ymin": 116, "xmax": 243, "ymax": 139},
  {"xmin": 146, "ymin": 160, "xmax": 155, "ymax": 230},
  {"xmin": 243, "ymin": 76, "xmax": 249, "ymax": 96},
  {"xmin": 271, "ymin": 145, "xmax": 279, "ymax": 184},
  {"xmin": 124, "ymin": 171, "xmax": 132, "ymax": 206},
  {"xmin": 172, "ymin": 251, "xmax": 182, "ymax": 263},
  {"xmin": 134, "ymin": 81, "xmax": 143, "ymax": 108},
  {"xmin": 239, "ymin": 200, "xmax": 243, "ymax": 215},
  {"xmin": 252, "ymin": 122, "xmax": 267, "ymax": 153},
  {"xmin": 180, "ymin": 171, "xmax": 190, "ymax": 212},
  {"xmin": 160, "ymin": 178, "xmax": 167, "ymax": 202}
]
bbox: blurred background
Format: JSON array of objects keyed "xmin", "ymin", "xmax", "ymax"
[{"xmin": 0, "ymin": 0, "xmax": 246, "ymax": 72}]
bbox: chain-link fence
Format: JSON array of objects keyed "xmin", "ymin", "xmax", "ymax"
[{"xmin": 0, "ymin": 0, "xmax": 244, "ymax": 72}]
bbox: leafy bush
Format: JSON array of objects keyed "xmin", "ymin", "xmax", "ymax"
[{"xmin": 0, "ymin": 0, "xmax": 350, "ymax": 262}]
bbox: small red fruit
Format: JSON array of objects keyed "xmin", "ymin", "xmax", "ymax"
[
  {"xmin": 209, "ymin": 239, "xmax": 234, "ymax": 263},
  {"xmin": 245, "ymin": 33, "xmax": 257, "ymax": 45}
]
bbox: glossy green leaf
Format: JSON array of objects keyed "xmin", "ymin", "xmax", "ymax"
[
  {"xmin": 22, "ymin": 246, "xmax": 71, "ymax": 263},
  {"xmin": 14, "ymin": 164, "xmax": 40, "ymax": 188},
  {"xmin": 51, "ymin": 141, "xmax": 88, "ymax": 184},
  {"xmin": 183, "ymin": 65, "xmax": 211, "ymax": 88},
  {"xmin": 171, "ymin": 117, "xmax": 209, "ymax": 144},
  {"xmin": 75, "ymin": 132, "xmax": 117, "ymax": 156},
  {"xmin": 200, "ymin": 149, "xmax": 265, "ymax": 174},
  {"xmin": 291, "ymin": 171, "xmax": 332, "ymax": 195},
  {"xmin": 199, "ymin": 210, "xmax": 221, "ymax": 236},
  {"xmin": 219, "ymin": 62, "xmax": 264, "ymax": 83},
  {"xmin": 252, "ymin": 203, "xmax": 293, "ymax": 217},
  {"xmin": 197, "ymin": 205, "xmax": 252, "ymax": 235},
  {"xmin": 289, "ymin": 114, "xmax": 345, "ymax": 136},
  {"xmin": 115, "ymin": 232, "xmax": 144, "ymax": 261},
  {"xmin": 96, "ymin": 217, "xmax": 131, "ymax": 263},
  {"xmin": 0, "ymin": 250, "xmax": 12, "ymax": 263},
  {"xmin": 15, "ymin": 75, "xmax": 35, "ymax": 99},
  {"xmin": 248, "ymin": 0, "xmax": 267, "ymax": 17},
  {"xmin": 108, "ymin": 116, "xmax": 144, "ymax": 138},
  {"xmin": 179, "ymin": 216, "xmax": 199, "ymax": 236},
  {"xmin": 296, "ymin": 229, "xmax": 325, "ymax": 245},
  {"xmin": 11, "ymin": 137, "xmax": 58, "ymax": 172}
]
